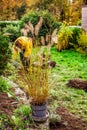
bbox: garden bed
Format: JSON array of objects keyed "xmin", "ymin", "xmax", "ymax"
[
  {"xmin": 0, "ymin": 91, "xmax": 87, "ymax": 130},
  {"xmin": 0, "ymin": 92, "xmax": 18, "ymax": 117}
]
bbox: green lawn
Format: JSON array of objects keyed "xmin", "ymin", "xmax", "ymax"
[{"xmin": 50, "ymin": 47, "xmax": 87, "ymax": 121}]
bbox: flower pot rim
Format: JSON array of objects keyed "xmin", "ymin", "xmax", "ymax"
[{"xmin": 30, "ymin": 101, "xmax": 47, "ymax": 106}]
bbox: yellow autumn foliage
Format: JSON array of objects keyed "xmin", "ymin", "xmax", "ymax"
[
  {"xmin": 57, "ymin": 25, "xmax": 73, "ymax": 51},
  {"xmin": 13, "ymin": 36, "xmax": 32, "ymax": 60}
]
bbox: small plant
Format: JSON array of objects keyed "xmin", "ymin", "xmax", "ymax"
[
  {"xmin": 14, "ymin": 105, "xmax": 31, "ymax": 116},
  {"xmin": 0, "ymin": 113, "xmax": 10, "ymax": 130},
  {"xmin": 11, "ymin": 105, "xmax": 34, "ymax": 129},
  {"xmin": 0, "ymin": 77, "xmax": 11, "ymax": 93}
]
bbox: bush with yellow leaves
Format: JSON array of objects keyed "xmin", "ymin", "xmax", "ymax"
[
  {"xmin": 77, "ymin": 31, "xmax": 87, "ymax": 51},
  {"xmin": 57, "ymin": 25, "xmax": 73, "ymax": 51}
]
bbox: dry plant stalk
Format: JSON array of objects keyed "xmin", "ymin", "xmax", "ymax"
[
  {"xmin": 24, "ymin": 23, "xmax": 30, "ymax": 31},
  {"xmin": 40, "ymin": 36, "xmax": 45, "ymax": 46},
  {"xmin": 28, "ymin": 21, "xmax": 34, "ymax": 35},
  {"xmin": 51, "ymin": 28, "xmax": 58, "ymax": 46},
  {"xmin": 21, "ymin": 28, "xmax": 28, "ymax": 36},
  {"xmin": 35, "ymin": 17, "xmax": 43, "ymax": 36}
]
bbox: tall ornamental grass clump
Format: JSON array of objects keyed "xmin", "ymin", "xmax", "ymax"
[{"xmin": 18, "ymin": 47, "xmax": 51, "ymax": 105}]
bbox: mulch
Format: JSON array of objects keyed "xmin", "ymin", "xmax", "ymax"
[{"xmin": 67, "ymin": 79, "xmax": 87, "ymax": 92}]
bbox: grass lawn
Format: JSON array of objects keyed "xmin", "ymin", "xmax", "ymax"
[{"xmin": 50, "ymin": 47, "xmax": 87, "ymax": 121}]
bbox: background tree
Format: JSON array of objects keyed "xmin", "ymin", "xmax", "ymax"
[
  {"xmin": 16, "ymin": 4, "xmax": 26, "ymax": 19},
  {"xmin": 0, "ymin": 0, "xmax": 85, "ymax": 25}
]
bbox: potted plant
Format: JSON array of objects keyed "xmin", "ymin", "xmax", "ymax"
[{"xmin": 21, "ymin": 47, "xmax": 51, "ymax": 122}]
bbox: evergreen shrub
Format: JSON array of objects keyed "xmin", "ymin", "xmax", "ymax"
[
  {"xmin": 20, "ymin": 11, "xmax": 62, "ymax": 39},
  {"xmin": 3, "ymin": 24, "xmax": 21, "ymax": 42},
  {"xmin": 0, "ymin": 35, "xmax": 12, "ymax": 75}
]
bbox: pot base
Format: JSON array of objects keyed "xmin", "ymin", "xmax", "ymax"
[{"xmin": 31, "ymin": 111, "xmax": 49, "ymax": 123}]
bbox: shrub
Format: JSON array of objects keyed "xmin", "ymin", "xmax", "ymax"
[
  {"xmin": 3, "ymin": 24, "xmax": 21, "ymax": 42},
  {"xmin": 69, "ymin": 26, "xmax": 84, "ymax": 46},
  {"xmin": 77, "ymin": 31, "xmax": 87, "ymax": 51},
  {"xmin": 20, "ymin": 11, "xmax": 39, "ymax": 28},
  {"xmin": 20, "ymin": 11, "xmax": 61, "ymax": 45},
  {"xmin": 57, "ymin": 25, "xmax": 84, "ymax": 51},
  {"xmin": 51, "ymin": 22, "xmax": 62, "ymax": 33},
  {"xmin": 0, "ymin": 77, "xmax": 11, "ymax": 92},
  {"xmin": 0, "ymin": 21, "xmax": 19, "ymax": 31},
  {"xmin": 0, "ymin": 35, "xmax": 12, "ymax": 75},
  {"xmin": 57, "ymin": 25, "xmax": 73, "ymax": 51}
]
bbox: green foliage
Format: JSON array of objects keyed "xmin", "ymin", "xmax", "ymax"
[
  {"xmin": 51, "ymin": 22, "xmax": 62, "ymax": 33},
  {"xmin": 57, "ymin": 24, "xmax": 73, "ymax": 51},
  {"xmin": 16, "ymin": 4, "xmax": 26, "ymax": 19},
  {"xmin": 3, "ymin": 24, "xmax": 21, "ymax": 41},
  {"xmin": 0, "ymin": 113, "xmax": 10, "ymax": 130},
  {"xmin": 57, "ymin": 25, "xmax": 84, "ymax": 51},
  {"xmin": 14, "ymin": 105, "xmax": 31, "ymax": 117},
  {"xmin": 3, "ymin": 62, "xmax": 18, "ymax": 81},
  {"xmin": 0, "ymin": 21, "xmax": 19, "ymax": 30},
  {"xmin": 39, "ymin": 10, "xmax": 57, "ymax": 36},
  {"xmin": 0, "ymin": 77, "xmax": 11, "ymax": 92},
  {"xmin": 11, "ymin": 105, "xmax": 33, "ymax": 129},
  {"xmin": 77, "ymin": 20, "xmax": 82, "ymax": 26},
  {"xmin": 50, "ymin": 47, "xmax": 87, "ymax": 120},
  {"xmin": 0, "ymin": 35, "xmax": 12, "ymax": 75},
  {"xmin": 20, "ymin": 11, "xmax": 39, "ymax": 28},
  {"xmin": 20, "ymin": 11, "xmax": 61, "ymax": 38},
  {"xmin": 69, "ymin": 26, "xmax": 84, "ymax": 47},
  {"xmin": 77, "ymin": 31, "xmax": 87, "ymax": 51}
]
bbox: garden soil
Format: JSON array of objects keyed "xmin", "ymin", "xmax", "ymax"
[
  {"xmin": 0, "ymin": 92, "xmax": 87, "ymax": 130},
  {"xmin": 50, "ymin": 107, "xmax": 87, "ymax": 130},
  {"xmin": 67, "ymin": 79, "xmax": 87, "ymax": 92}
]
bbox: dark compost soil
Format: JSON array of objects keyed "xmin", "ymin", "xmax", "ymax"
[
  {"xmin": 50, "ymin": 107, "xmax": 87, "ymax": 130},
  {"xmin": 67, "ymin": 79, "xmax": 87, "ymax": 92}
]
